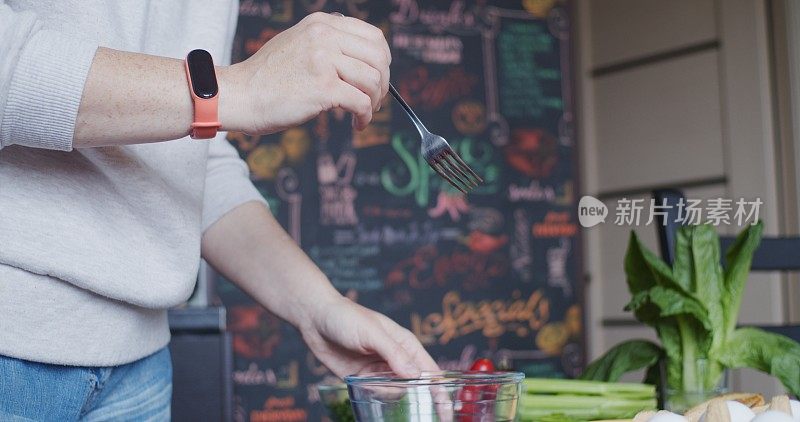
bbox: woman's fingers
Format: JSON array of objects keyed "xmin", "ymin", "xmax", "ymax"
[
  {"xmin": 402, "ymin": 331, "xmax": 440, "ymax": 373},
  {"xmin": 315, "ymin": 12, "xmax": 391, "ymax": 61},
  {"xmin": 364, "ymin": 325, "xmax": 420, "ymax": 378},
  {"xmin": 335, "ymin": 55, "xmax": 383, "ymax": 111},
  {"xmin": 334, "ymin": 30, "xmax": 390, "ymax": 101},
  {"xmin": 300, "ymin": 12, "xmax": 389, "ymax": 125},
  {"xmin": 331, "ymin": 81, "xmax": 373, "ymax": 130},
  {"xmin": 378, "ymin": 315, "xmax": 440, "ymax": 372},
  {"xmin": 374, "ymin": 316, "xmax": 453, "ymax": 420}
]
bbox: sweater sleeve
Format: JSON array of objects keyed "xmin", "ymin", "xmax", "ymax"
[
  {"xmin": 0, "ymin": 3, "xmax": 99, "ymax": 151},
  {"xmin": 201, "ymin": 136, "xmax": 268, "ymax": 232}
]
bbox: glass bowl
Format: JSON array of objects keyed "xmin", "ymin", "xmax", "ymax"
[
  {"xmin": 318, "ymin": 383, "xmax": 355, "ymax": 422},
  {"xmin": 344, "ymin": 371, "xmax": 525, "ymax": 422}
]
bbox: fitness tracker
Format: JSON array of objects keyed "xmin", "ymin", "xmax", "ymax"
[{"xmin": 184, "ymin": 49, "xmax": 221, "ymax": 139}]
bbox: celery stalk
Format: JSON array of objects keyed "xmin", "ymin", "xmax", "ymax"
[
  {"xmin": 519, "ymin": 408, "xmax": 602, "ymax": 421},
  {"xmin": 519, "ymin": 397, "xmax": 656, "ymax": 420},
  {"xmin": 523, "ymin": 378, "xmax": 656, "ymax": 397},
  {"xmin": 518, "ymin": 378, "xmax": 657, "ymax": 421},
  {"xmin": 520, "ymin": 395, "xmax": 656, "ymax": 409}
]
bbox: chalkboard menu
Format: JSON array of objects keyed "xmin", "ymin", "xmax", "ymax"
[{"xmin": 212, "ymin": 1, "xmax": 582, "ymax": 420}]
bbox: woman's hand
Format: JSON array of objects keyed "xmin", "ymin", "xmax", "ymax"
[
  {"xmin": 203, "ymin": 203, "xmax": 435, "ymax": 378},
  {"xmin": 300, "ymin": 296, "xmax": 439, "ymax": 378},
  {"xmin": 219, "ymin": 12, "xmax": 390, "ymax": 134}
]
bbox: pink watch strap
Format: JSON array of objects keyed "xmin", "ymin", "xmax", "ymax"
[{"xmin": 184, "ymin": 58, "xmax": 221, "ymax": 139}]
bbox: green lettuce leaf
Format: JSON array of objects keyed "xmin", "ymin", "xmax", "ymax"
[
  {"xmin": 686, "ymin": 225, "xmax": 725, "ymax": 344},
  {"xmin": 655, "ymin": 321, "xmax": 683, "ymax": 388},
  {"xmin": 671, "ymin": 225, "xmax": 695, "ymax": 292},
  {"xmin": 722, "ymin": 222, "xmax": 764, "ymax": 334},
  {"xmin": 624, "ymin": 290, "xmax": 660, "ymax": 325},
  {"xmin": 624, "ymin": 284, "xmax": 713, "ymax": 386},
  {"xmin": 715, "ymin": 327, "xmax": 800, "ymax": 397},
  {"xmin": 624, "ymin": 285, "xmax": 711, "ymax": 331},
  {"xmin": 625, "ymin": 232, "xmax": 684, "ymax": 294},
  {"xmin": 580, "ymin": 339, "xmax": 663, "ymax": 382}
]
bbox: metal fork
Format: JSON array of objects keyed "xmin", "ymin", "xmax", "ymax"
[{"xmin": 388, "ymin": 84, "xmax": 483, "ymax": 194}]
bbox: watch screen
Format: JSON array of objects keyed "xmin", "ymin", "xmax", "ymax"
[{"xmin": 187, "ymin": 49, "xmax": 218, "ymax": 99}]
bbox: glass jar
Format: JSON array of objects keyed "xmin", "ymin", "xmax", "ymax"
[{"xmin": 660, "ymin": 359, "xmax": 729, "ymax": 413}]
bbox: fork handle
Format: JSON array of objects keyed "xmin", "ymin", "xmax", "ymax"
[{"xmin": 388, "ymin": 83, "xmax": 428, "ymax": 136}]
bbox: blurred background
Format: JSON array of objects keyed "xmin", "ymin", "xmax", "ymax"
[
  {"xmin": 580, "ymin": 0, "xmax": 799, "ymax": 400},
  {"xmin": 170, "ymin": 1, "xmax": 800, "ymax": 420}
]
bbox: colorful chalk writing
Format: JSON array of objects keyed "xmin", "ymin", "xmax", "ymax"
[
  {"xmin": 396, "ymin": 67, "xmax": 478, "ymax": 110},
  {"xmin": 532, "ymin": 210, "xmax": 578, "ymax": 237},
  {"xmin": 497, "ymin": 22, "xmax": 562, "ymax": 118},
  {"xmin": 214, "ymin": 1, "xmax": 580, "ymax": 420},
  {"xmin": 385, "ymin": 245, "xmax": 509, "ymax": 291},
  {"xmin": 410, "ymin": 290, "xmax": 550, "ymax": 345},
  {"xmin": 546, "ymin": 237, "xmax": 572, "ymax": 296},
  {"xmin": 308, "ymin": 244, "xmax": 382, "ymax": 291},
  {"xmin": 510, "ymin": 209, "xmax": 533, "ymax": 283},
  {"xmin": 249, "ymin": 396, "xmax": 307, "ymax": 422},
  {"xmin": 390, "ymin": 0, "xmax": 480, "ymax": 29}
]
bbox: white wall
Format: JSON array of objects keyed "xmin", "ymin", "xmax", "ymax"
[{"xmin": 578, "ymin": 0, "xmax": 787, "ymax": 394}]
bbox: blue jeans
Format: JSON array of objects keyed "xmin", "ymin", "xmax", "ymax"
[{"xmin": 0, "ymin": 347, "xmax": 172, "ymax": 421}]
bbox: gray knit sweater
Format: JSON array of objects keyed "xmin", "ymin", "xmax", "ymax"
[{"xmin": 0, "ymin": 0, "xmax": 264, "ymax": 366}]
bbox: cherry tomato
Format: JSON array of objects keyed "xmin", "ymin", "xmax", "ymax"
[
  {"xmin": 457, "ymin": 384, "xmax": 481, "ymax": 421},
  {"xmin": 469, "ymin": 358, "xmax": 495, "ymax": 372},
  {"xmin": 457, "ymin": 359, "xmax": 498, "ymax": 421}
]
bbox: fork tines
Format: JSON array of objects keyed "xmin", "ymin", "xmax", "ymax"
[{"xmin": 431, "ymin": 149, "xmax": 483, "ymax": 194}]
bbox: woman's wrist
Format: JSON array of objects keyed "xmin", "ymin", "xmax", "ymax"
[
  {"xmin": 293, "ymin": 287, "xmax": 347, "ymax": 334},
  {"xmin": 216, "ymin": 64, "xmax": 251, "ymax": 133}
]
